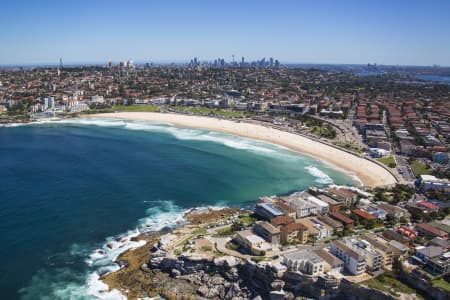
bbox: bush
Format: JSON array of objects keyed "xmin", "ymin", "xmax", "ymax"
[{"xmin": 200, "ymin": 245, "xmax": 212, "ymax": 252}]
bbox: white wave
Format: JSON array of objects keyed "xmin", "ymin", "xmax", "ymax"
[
  {"xmin": 85, "ymin": 273, "xmax": 127, "ymax": 300},
  {"xmin": 137, "ymin": 200, "xmax": 187, "ymax": 232},
  {"xmin": 305, "ymin": 166, "xmax": 334, "ymax": 184},
  {"xmin": 81, "ymin": 200, "xmax": 196, "ymax": 299},
  {"xmin": 52, "ymin": 117, "xmax": 281, "ymax": 154}
]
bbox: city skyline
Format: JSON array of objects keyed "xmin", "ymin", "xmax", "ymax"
[{"xmin": 1, "ymin": 0, "xmax": 450, "ymax": 66}]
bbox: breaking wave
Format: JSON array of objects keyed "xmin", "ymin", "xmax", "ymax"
[
  {"xmin": 19, "ymin": 201, "xmax": 190, "ymax": 300},
  {"xmin": 305, "ymin": 166, "xmax": 334, "ymax": 184}
]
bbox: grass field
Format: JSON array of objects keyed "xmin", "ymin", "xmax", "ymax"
[
  {"xmin": 378, "ymin": 156, "xmax": 397, "ymax": 168},
  {"xmin": 410, "ymin": 160, "xmax": 432, "ymax": 176},
  {"xmin": 362, "ymin": 273, "xmax": 419, "ymax": 297},
  {"xmin": 432, "ymin": 278, "xmax": 450, "ymax": 292},
  {"xmin": 112, "ymin": 105, "xmax": 160, "ymax": 112},
  {"xmin": 173, "ymin": 106, "xmax": 252, "ymax": 118}
]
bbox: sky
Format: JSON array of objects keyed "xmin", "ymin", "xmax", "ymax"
[{"xmin": 1, "ymin": 0, "xmax": 450, "ymax": 66}]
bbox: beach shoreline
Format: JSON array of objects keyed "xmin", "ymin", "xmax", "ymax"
[{"xmin": 88, "ymin": 112, "xmax": 397, "ymax": 187}]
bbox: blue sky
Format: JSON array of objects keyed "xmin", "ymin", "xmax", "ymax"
[{"xmin": 1, "ymin": 0, "xmax": 450, "ymax": 65}]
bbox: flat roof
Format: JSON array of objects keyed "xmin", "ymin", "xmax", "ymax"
[
  {"xmin": 283, "ymin": 249, "xmax": 323, "ymax": 265},
  {"xmin": 313, "ymin": 249, "xmax": 344, "ymax": 267},
  {"xmin": 256, "ymin": 221, "xmax": 280, "ymax": 235},
  {"xmin": 257, "ymin": 203, "xmax": 284, "ymax": 217}
]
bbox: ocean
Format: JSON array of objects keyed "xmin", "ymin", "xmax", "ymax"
[{"xmin": 0, "ymin": 118, "xmax": 358, "ymax": 299}]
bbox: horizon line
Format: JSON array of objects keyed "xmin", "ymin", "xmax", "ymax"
[{"xmin": 1, "ymin": 60, "xmax": 449, "ymax": 68}]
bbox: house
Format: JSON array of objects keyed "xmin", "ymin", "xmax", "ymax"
[
  {"xmin": 282, "ymin": 250, "xmax": 325, "ymax": 277},
  {"xmin": 285, "ymin": 197, "xmax": 317, "ymax": 218},
  {"xmin": 364, "ymin": 206, "xmax": 387, "ymax": 219},
  {"xmin": 397, "ymin": 226, "xmax": 417, "ymax": 240},
  {"xmin": 388, "ymin": 240, "xmax": 410, "ymax": 257},
  {"xmin": 416, "ymin": 223, "xmax": 448, "ymax": 239},
  {"xmin": 432, "ymin": 152, "xmax": 449, "ymax": 164},
  {"xmin": 274, "ymin": 201, "xmax": 297, "ymax": 218},
  {"xmin": 302, "ymin": 192, "xmax": 329, "ymax": 214},
  {"xmin": 255, "ymin": 203, "xmax": 285, "ymax": 221},
  {"xmin": 234, "ymin": 230, "xmax": 271, "ymax": 255},
  {"xmin": 328, "ymin": 211, "xmax": 354, "ymax": 229},
  {"xmin": 382, "ymin": 229, "xmax": 411, "ymax": 245},
  {"xmin": 280, "ymin": 223, "xmax": 308, "ymax": 245},
  {"xmin": 324, "ymin": 187, "xmax": 359, "ymax": 207},
  {"xmin": 271, "ymin": 216, "xmax": 295, "ymax": 229},
  {"xmin": 377, "ymin": 203, "xmax": 411, "ymax": 220},
  {"xmin": 352, "ymin": 209, "xmax": 377, "ymax": 222},
  {"xmin": 417, "ymin": 201, "xmax": 439, "ymax": 212},
  {"xmin": 297, "ymin": 217, "xmax": 334, "ymax": 240},
  {"xmin": 254, "ymin": 221, "xmax": 281, "ymax": 245},
  {"xmin": 313, "ymin": 249, "xmax": 344, "ymax": 274},
  {"xmin": 418, "ymin": 175, "xmax": 450, "ymax": 193},
  {"xmin": 371, "ymin": 148, "xmax": 391, "ymax": 158},
  {"xmin": 308, "ymin": 188, "xmax": 343, "ymax": 212},
  {"xmin": 426, "ymin": 252, "xmax": 450, "ymax": 275},
  {"xmin": 414, "ymin": 246, "xmax": 444, "ymax": 264},
  {"xmin": 317, "ymin": 215, "xmax": 344, "ymax": 232},
  {"xmin": 330, "ymin": 240, "xmax": 366, "ymax": 275},
  {"xmin": 428, "ymin": 237, "xmax": 450, "ymax": 250}
]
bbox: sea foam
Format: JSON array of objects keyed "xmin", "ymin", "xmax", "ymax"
[{"xmin": 305, "ymin": 165, "xmax": 334, "ymax": 184}]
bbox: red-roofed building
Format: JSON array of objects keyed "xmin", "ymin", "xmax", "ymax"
[
  {"xmin": 416, "ymin": 223, "xmax": 448, "ymax": 239},
  {"xmin": 329, "ymin": 211, "xmax": 354, "ymax": 229},
  {"xmin": 397, "ymin": 226, "xmax": 417, "ymax": 240},
  {"xmin": 417, "ymin": 201, "xmax": 439, "ymax": 212},
  {"xmin": 271, "ymin": 216, "xmax": 295, "ymax": 229},
  {"xmin": 280, "ymin": 223, "xmax": 308, "ymax": 245},
  {"xmin": 352, "ymin": 209, "xmax": 377, "ymax": 221}
]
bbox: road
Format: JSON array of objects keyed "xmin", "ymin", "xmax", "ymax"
[{"xmin": 395, "ymin": 155, "xmax": 416, "ymax": 183}]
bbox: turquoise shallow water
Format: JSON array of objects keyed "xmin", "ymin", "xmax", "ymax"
[{"xmin": 0, "ymin": 118, "xmax": 358, "ymax": 299}]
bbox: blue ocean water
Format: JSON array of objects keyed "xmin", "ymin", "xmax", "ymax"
[
  {"xmin": 411, "ymin": 74, "xmax": 450, "ymax": 85},
  {"xmin": 0, "ymin": 118, "xmax": 358, "ymax": 299}
]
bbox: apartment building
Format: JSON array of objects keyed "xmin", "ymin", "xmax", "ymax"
[{"xmin": 330, "ymin": 240, "xmax": 366, "ymax": 275}]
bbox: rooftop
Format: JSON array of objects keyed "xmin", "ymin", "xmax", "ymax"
[
  {"xmin": 329, "ymin": 211, "xmax": 354, "ymax": 224},
  {"xmin": 283, "ymin": 249, "xmax": 324, "ymax": 265},
  {"xmin": 352, "ymin": 209, "xmax": 377, "ymax": 220},
  {"xmin": 313, "ymin": 249, "xmax": 344, "ymax": 267},
  {"xmin": 257, "ymin": 203, "xmax": 284, "ymax": 217},
  {"xmin": 255, "ymin": 221, "xmax": 280, "ymax": 235}
]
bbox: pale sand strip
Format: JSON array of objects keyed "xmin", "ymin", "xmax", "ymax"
[{"xmin": 89, "ymin": 112, "xmax": 397, "ymax": 187}]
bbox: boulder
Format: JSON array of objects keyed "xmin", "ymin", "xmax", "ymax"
[
  {"xmin": 226, "ymin": 283, "xmax": 242, "ymax": 299},
  {"xmin": 171, "ymin": 268, "xmax": 181, "ymax": 278},
  {"xmin": 224, "ymin": 267, "xmax": 240, "ymax": 282}
]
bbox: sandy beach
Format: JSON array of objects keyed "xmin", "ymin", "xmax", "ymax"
[{"xmin": 89, "ymin": 112, "xmax": 397, "ymax": 187}]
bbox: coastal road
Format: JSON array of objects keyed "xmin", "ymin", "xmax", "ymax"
[{"xmin": 395, "ymin": 155, "xmax": 416, "ymax": 183}]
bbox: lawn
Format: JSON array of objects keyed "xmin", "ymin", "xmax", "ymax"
[
  {"xmin": 112, "ymin": 104, "xmax": 160, "ymax": 112},
  {"xmin": 432, "ymin": 278, "xmax": 450, "ymax": 292},
  {"xmin": 310, "ymin": 125, "xmax": 336, "ymax": 139},
  {"xmin": 378, "ymin": 156, "xmax": 397, "ymax": 168},
  {"xmin": 362, "ymin": 273, "xmax": 419, "ymax": 297},
  {"xmin": 214, "ymin": 226, "xmax": 235, "ymax": 237},
  {"xmin": 173, "ymin": 106, "xmax": 252, "ymax": 118},
  {"xmin": 410, "ymin": 160, "xmax": 432, "ymax": 176},
  {"xmin": 238, "ymin": 215, "xmax": 256, "ymax": 225}
]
